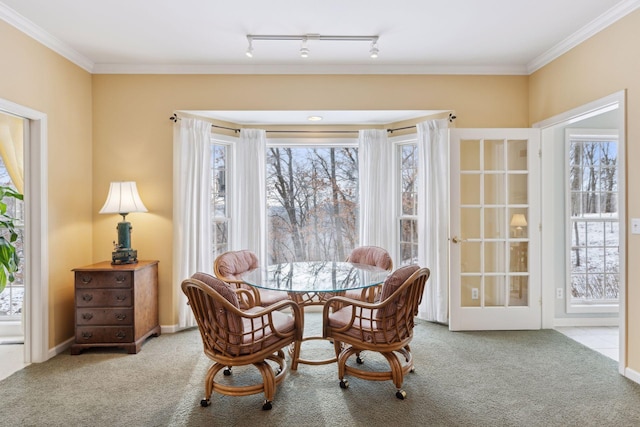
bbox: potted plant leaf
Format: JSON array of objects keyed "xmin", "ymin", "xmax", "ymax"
[{"xmin": 0, "ymin": 185, "xmax": 23, "ymax": 293}]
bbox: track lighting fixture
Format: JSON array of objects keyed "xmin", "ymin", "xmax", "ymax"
[{"xmin": 245, "ymin": 34, "xmax": 379, "ymax": 59}]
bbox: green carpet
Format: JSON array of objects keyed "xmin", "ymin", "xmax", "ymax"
[{"xmin": 1, "ymin": 315, "xmax": 639, "ymax": 426}]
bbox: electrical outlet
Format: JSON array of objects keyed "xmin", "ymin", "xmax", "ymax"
[
  {"xmin": 471, "ymin": 288, "xmax": 479, "ymax": 300},
  {"xmin": 632, "ymin": 218, "xmax": 640, "ymax": 235},
  {"xmin": 556, "ymin": 288, "xmax": 564, "ymax": 299}
]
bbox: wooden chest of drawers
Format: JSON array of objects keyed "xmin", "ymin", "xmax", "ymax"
[{"xmin": 70, "ymin": 260, "xmax": 160, "ymax": 355}]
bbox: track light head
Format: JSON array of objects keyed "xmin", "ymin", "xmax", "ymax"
[
  {"xmin": 369, "ymin": 42, "xmax": 379, "ymax": 59},
  {"xmin": 300, "ymin": 37, "xmax": 309, "ymax": 58},
  {"xmin": 246, "ymin": 36, "xmax": 254, "ymax": 58}
]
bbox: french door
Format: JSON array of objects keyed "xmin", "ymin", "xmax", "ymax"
[{"xmin": 449, "ymin": 129, "xmax": 541, "ymax": 330}]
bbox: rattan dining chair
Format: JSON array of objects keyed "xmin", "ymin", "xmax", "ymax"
[
  {"xmin": 322, "ymin": 265, "xmax": 430, "ymax": 399},
  {"xmin": 182, "ymin": 272, "xmax": 303, "ymax": 410},
  {"xmin": 214, "ymin": 250, "xmax": 289, "ymax": 307}
]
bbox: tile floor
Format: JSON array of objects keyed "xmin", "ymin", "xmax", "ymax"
[
  {"xmin": 555, "ymin": 326, "xmax": 619, "ymax": 361},
  {"xmin": 0, "ymin": 344, "xmax": 28, "ymax": 381}
]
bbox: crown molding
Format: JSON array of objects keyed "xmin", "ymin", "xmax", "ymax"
[
  {"xmin": 527, "ymin": 0, "xmax": 640, "ymax": 74},
  {"xmin": 91, "ymin": 62, "xmax": 529, "ymax": 76},
  {"xmin": 0, "ymin": 2, "xmax": 94, "ymax": 72}
]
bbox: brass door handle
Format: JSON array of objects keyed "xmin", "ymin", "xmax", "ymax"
[{"xmin": 451, "ymin": 236, "xmax": 465, "ymax": 244}]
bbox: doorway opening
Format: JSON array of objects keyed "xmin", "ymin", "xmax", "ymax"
[{"xmin": 536, "ymin": 90, "xmax": 625, "ymax": 372}]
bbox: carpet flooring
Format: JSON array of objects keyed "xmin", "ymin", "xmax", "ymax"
[{"xmin": 1, "ymin": 314, "xmax": 640, "ymax": 426}]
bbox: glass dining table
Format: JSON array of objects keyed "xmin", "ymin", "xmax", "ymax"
[{"xmin": 241, "ymin": 261, "xmax": 390, "ymax": 369}]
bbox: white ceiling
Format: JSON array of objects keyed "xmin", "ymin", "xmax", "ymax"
[
  {"xmin": 0, "ymin": 0, "xmax": 637, "ymax": 75},
  {"xmin": 2, "ymin": 0, "xmax": 637, "ymax": 125}
]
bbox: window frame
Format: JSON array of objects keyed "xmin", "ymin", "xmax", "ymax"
[
  {"xmin": 392, "ymin": 134, "xmax": 418, "ymax": 266},
  {"xmin": 564, "ymin": 128, "xmax": 620, "ymax": 314},
  {"xmin": 265, "ymin": 137, "xmax": 359, "ymax": 263},
  {"xmin": 210, "ymin": 134, "xmax": 234, "ymax": 259}
]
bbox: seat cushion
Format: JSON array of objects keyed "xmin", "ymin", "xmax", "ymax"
[
  {"xmin": 216, "ymin": 250, "xmax": 259, "ymax": 281},
  {"xmin": 328, "ymin": 306, "xmax": 404, "ymax": 344},
  {"xmin": 377, "ymin": 265, "xmax": 420, "ymax": 318},
  {"xmin": 256, "ymin": 289, "xmax": 290, "ymax": 306},
  {"xmin": 239, "ymin": 307, "xmax": 296, "ymax": 354}
]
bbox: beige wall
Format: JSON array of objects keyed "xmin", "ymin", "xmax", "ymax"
[
  {"xmin": 529, "ymin": 9, "xmax": 640, "ymax": 370},
  {"xmin": 0, "ymin": 21, "xmax": 93, "ymax": 347},
  {"xmin": 6, "ymin": 6, "xmax": 636, "ymax": 374},
  {"xmin": 92, "ymin": 73, "xmax": 529, "ymax": 327}
]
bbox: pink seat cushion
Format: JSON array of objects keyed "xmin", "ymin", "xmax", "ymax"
[
  {"xmin": 216, "ymin": 250, "xmax": 259, "ymax": 281},
  {"xmin": 239, "ymin": 307, "xmax": 296, "ymax": 354}
]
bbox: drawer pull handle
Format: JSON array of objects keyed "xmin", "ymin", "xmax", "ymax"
[
  {"xmin": 115, "ymin": 275, "xmax": 126, "ymax": 283},
  {"xmin": 82, "ymin": 313, "xmax": 94, "ymax": 320},
  {"xmin": 115, "ymin": 313, "xmax": 127, "ymax": 321},
  {"xmin": 115, "ymin": 295, "xmax": 127, "ymax": 302},
  {"xmin": 81, "ymin": 331, "xmax": 93, "ymax": 339},
  {"xmin": 80, "ymin": 275, "xmax": 93, "ymax": 284},
  {"xmin": 115, "ymin": 331, "xmax": 127, "ymax": 340},
  {"xmin": 82, "ymin": 294, "xmax": 93, "ymax": 302}
]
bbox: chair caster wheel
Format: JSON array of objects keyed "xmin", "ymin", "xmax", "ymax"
[
  {"xmin": 356, "ymin": 356, "xmax": 364, "ymax": 364},
  {"xmin": 262, "ymin": 400, "xmax": 273, "ymax": 410},
  {"xmin": 410, "ymin": 367, "xmax": 416, "ymax": 373},
  {"xmin": 339, "ymin": 380, "xmax": 349, "ymax": 389},
  {"xmin": 200, "ymin": 399, "xmax": 211, "ymax": 407},
  {"xmin": 396, "ymin": 390, "xmax": 407, "ymax": 400},
  {"xmin": 223, "ymin": 368, "xmax": 232, "ymax": 376}
]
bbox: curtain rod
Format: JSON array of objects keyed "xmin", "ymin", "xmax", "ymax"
[{"xmin": 169, "ymin": 112, "xmax": 456, "ymax": 134}]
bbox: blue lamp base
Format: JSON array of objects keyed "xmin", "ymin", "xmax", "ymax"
[{"xmin": 110, "ymin": 219, "xmax": 139, "ymax": 265}]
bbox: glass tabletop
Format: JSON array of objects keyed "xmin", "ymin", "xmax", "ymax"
[{"xmin": 241, "ymin": 261, "xmax": 389, "ymax": 293}]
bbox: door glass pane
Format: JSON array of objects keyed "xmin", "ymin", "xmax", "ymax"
[
  {"xmin": 485, "ymin": 275, "xmax": 506, "ymax": 306},
  {"xmin": 510, "ymin": 276, "xmax": 528, "ymax": 306},
  {"xmin": 508, "ymin": 140, "xmax": 528, "ymax": 171},
  {"xmin": 460, "ymin": 139, "xmax": 480, "ymax": 170},
  {"xmin": 461, "ymin": 174, "xmax": 480, "ymax": 204},
  {"xmin": 484, "ymin": 207, "xmax": 505, "ymax": 239},
  {"xmin": 508, "ymin": 174, "xmax": 528, "ymax": 204},
  {"xmin": 461, "ymin": 275, "xmax": 481, "ymax": 307},
  {"xmin": 484, "ymin": 173, "xmax": 505, "ymax": 205},
  {"xmin": 461, "ymin": 208, "xmax": 481, "ymax": 239},
  {"xmin": 510, "ymin": 242, "xmax": 528, "ymax": 272},
  {"xmin": 509, "ymin": 208, "xmax": 528, "ymax": 238},
  {"xmin": 461, "ymin": 242, "xmax": 481, "ymax": 273},
  {"xmin": 484, "ymin": 140, "xmax": 505, "ymax": 170},
  {"xmin": 484, "ymin": 241, "xmax": 505, "ymax": 273}
]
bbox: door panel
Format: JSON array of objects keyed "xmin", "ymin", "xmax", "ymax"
[{"xmin": 450, "ymin": 129, "xmax": 540, "ymax": 330}]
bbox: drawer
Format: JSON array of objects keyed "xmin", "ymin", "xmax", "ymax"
[
  {"xmin": 76, "ymin": 308, "xmax": 134, "ymax": 326},
  {"xmin": 76, "ymin": 326, "xmax": 134, "ymax": 344},
  {"xmin": 75, "ymin": 289, "xmax": 133, "ymax": 307},
  {"xmin": 75, "ymin": 271, "xmax": 132, "ymax": 289}
]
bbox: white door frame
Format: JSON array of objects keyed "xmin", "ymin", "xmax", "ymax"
[
  {"xmin": 0, "ymin": 98, "xmax": 49, "ymax": 363},
  {"xmin": 533, "ymin": 90, "xmax": 626, "ymax": 375}
]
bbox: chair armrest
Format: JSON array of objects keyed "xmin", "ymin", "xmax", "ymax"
[
  {"xmin": 241, "ymin": 299, "xmax": 304, "ymax": 340},
  {"xmin": 233, "ymin": 288, "xmax": 256, "ymax": 308}
]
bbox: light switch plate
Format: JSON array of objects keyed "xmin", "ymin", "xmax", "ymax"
[{"xmin": 632, "ymin": 218, "xmax": 640, "ymax": 235}]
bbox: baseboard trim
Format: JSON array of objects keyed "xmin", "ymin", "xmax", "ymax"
[
  {"xmin": 553, "ymin": 317, "xmax": 619, "ymax": 327},
  {"xmin": 48, "ymin": 336, "xmax": 74, "ymax": 360},
  {"xmin": 625, "ymin": 367, "xmax": 640, "ymax": 385}
]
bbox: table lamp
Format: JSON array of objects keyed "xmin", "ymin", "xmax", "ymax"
[
  {"xmin": 99, "ymin": 181, "xmax": 148, "ymax": 264},
  {"xmin": 510, "ymin": 213, "xmax": 527, "ymax": 237}
]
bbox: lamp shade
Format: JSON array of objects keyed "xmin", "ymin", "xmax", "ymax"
[
  {"xmin": 510, "ymin": 213, "xmax": 528, "ymax": 228},
  {"xmin": 99, "ymin": 181, "xmax": 148, "ymax": 215}
]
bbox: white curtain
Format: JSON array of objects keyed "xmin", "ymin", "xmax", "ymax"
[
  {"xmin": 232, "ymin": 129, "xmax": 267, "ymax": 264},
  {"xmin": 417, "ymin": 119, "xmax": 450, "ymax": 323},
  {"xmin": 358, "ymin": 129, "xmax": 394, "ymax": 254},
  {"xmin": 173, "ymin": 117, "xmax": 212, "ymax": 328}
]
